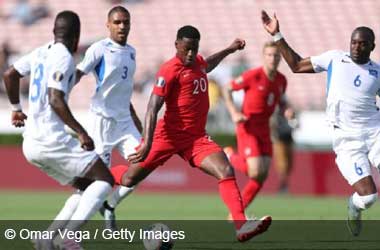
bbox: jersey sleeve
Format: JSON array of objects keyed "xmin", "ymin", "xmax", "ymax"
[
  {"xmin": 77, "ymin": 42, "xmax": 103, "ymax": 74},
  {"xmin": 47, "ymin": 54, "xmax": 74, "ymax": 95},
  {"xmin": 310, "ymin": 50, "xmax": 340, "ymax": 73},
  {"xmin": 13, "ymin": 51, "xmax": 34, "ymax": 76},
  {"xmin": 152, "ymin": 64, "xmax": 177, "ymax": 97},
  {"xmin": 230, "ymin": 70, "xmax": 251, "ymax": 90}
]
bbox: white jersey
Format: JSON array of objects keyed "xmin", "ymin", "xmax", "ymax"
[
  {"xmin": 77, "ymin": 38, "xmax": 136, "ymax": 121},
  {"xmin": 311, "ymin": 50, "xmax": 380, "ymax": 129},
  {"xmin": 14, "ymin": 42, "xmax": 77, "ymax": 144}
]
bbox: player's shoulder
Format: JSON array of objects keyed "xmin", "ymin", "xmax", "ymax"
[
  {"xmin": 159, "ymin": 56, "xmax": 182, "ymax": 72},
  {"xmin": 243, "ymin": 67, "xmax": 262, "ymax": 78},
  {"xmin": 369, "ymin": 60, "xmax": 380, "ymax": 69},
  {"xmin": 48, "ymin": 43, "xmax": 73, "ymax": 64},
  {"xmin": 276, "ymin": 70, "xmax": 287, "ymax": 81},
  {"xmin": 321, "ymin": 49, "xmax": 347, "ymax": 59}
]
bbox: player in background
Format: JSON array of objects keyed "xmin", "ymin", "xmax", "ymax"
[
  {"xmin": 75, "ymin": 6, "xmax": 142, "ymax": 231},
  {"xmin": 270, "ymin": 100, "xmax": 296, "ymax": 193},
  {"xmin": 262, "ymin": 10, "xmax": 380, "ymax": 236},
  {"xmin": 3, "ymin": 11, "xmax": 114, "ymax": 249},
  {"xmin": 109, "ymin": 25, "xmax": 272, "ymax": 242},
  {"xmin": 222, "ymin": 41, "xmax": 288, "ymax": 217}
]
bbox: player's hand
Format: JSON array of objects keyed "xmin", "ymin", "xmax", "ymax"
[
  {"xmin": 284, "ymin": 107, "xmax": 295, "ymax": 120},
  {"xmin": 128, "ymin": 141, "xmax": 151, "ymax": 164},
  {"xmin": 232, "ymin": 111, "xmax": 248, "ymax": 124},
  {"xmin": 78, "ymin": 132, "xmax": 95, "ymax": 151},
  {"xmin": 228, "ymin": 39, "xmax": 246, "ymax": 53},
  {"xmin": 261, "ymin": 10, "xmax": 280, "ymax": 35},
  {"xmin": 11, "ymin": 111, "xmax": 27, "ymax": 127}
]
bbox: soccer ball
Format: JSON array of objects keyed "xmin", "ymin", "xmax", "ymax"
[{"xmin": 142, "ymin": 223, "xmax": 174, "ymax": 250}]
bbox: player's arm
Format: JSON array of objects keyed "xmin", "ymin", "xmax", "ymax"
[
  {"xmin": 222, "ymin": 83, "xmax": 247, "ymax": 123},
  {"xmin": 128, "ymin": 93, "xmax": 164, "ymax": 163},
  {"xmin": 3, "ymin": 66, "xmax": 28, "ymax": 127},
  {"xmin": 130, "ymin": 103, "xmax": 143, "ymax": 133},
  {"xmin": 205, "ymin": 38, "xmax": 246, "ymax": 73},
  {"xmin": 261, "ymin": 11, "xmax": 314, "ymax": 73},
  {"xmin": 48, "ymin": 88, "xmax": 94, "ymax": 150}
]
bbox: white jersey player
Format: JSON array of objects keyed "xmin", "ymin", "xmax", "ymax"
[
  {"xmin": 262, "ymin": 11, "xmax": 379, "ymax": 237},
  {"xmin": 3, "ymin": 11, "xmax": 114, "ymax": 249},
  {"xmin": 76, "ymin": 6, "xmax": 142, "ymax": 230}
]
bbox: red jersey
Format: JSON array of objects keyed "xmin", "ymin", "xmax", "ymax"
[
  {"xmin": 153, "ymin": 55, "xmax": 209, "ymax": 136},
  {"xmin": 231, "ymin": 67, "xmax": 287, "ymax": 121}
]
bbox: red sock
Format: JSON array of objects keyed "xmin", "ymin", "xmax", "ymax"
[
  {"xmin": 230, "ymin": 153, "xmax": 248, "ymax": 175},
  {"xmin": 218, "ymin": 177, "xmax": 246, "ymax": 229},
  {"xmin": 242, "ymin": 180, "xmax": 262, "ymax": 208},
  {"xmin": 110, "ymin": 165, "xmax": 129, "ymax": 185}
]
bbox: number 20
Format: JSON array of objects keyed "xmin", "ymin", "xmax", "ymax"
[{"xmin": 193, "ymin": 78, "xmax": 207, "ymax": 94}]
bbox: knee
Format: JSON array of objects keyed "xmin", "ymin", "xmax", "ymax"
[
  {"xmin": 218, "ymin": 165, "xmax": 235, "ymax": 180},
  {"xmin": 353, "ymin": 192, "xmax": 378, "ymax": 210},
  {"xmin": 247, "ymin": 166, "xmax": 269, "ymax": 182}
]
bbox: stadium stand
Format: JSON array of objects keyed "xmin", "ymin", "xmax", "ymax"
[{"xmin": 0, "ymin": 0, "xmax": 379, "ymax": 113}]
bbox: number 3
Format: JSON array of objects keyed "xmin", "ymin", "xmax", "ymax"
[
  {"xmin": 31, "ymin": 64, "xmax": 43, "ymax": 102},
  {"xmin": 121, "ymin": 66, "xmax": 128, "ymax": 79}
]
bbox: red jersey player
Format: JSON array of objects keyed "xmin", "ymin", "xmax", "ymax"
[
  {"xmin": 110, "ymin": 25, "xmax": 271, "ymax": 242},
  {"xmin": 223, "ymin": 41, "xmax": 290, "ymax": 217}
]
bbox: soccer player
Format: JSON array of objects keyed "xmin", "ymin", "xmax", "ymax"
[
  {"xmin": 110, "ymin": 25, "xmax": 272, "ymax": 242},
  {"xmin": 222, "ymin": 41, "xmax": 288, "ymax": 215},
  {"xmin": 3, "ymin": 11, "xmax": 114, "ymax": 249},
  {"xmin": 75, "ymin": 6, "xmax": 142, "ymax": 230},
  {"xmin": 262, "ymin": 10, "xmax": 380, "ymax": 236}
]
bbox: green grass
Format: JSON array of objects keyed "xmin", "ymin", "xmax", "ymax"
[
  {"xmin": 2, "ymin": 191, "xmax": 380, "ymax": 249},
  {"xmin": 1, "ymin": 191, "xmax": 380, "ymax": 220}
]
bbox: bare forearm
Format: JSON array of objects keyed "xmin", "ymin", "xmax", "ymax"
[
  {"xmin": 206, "ymin": 48, "xmax": 234, "ymax": 73},
  {"xmin": 276, "ymin": 39, "xmax": 302, "ymax": 72},
  {"xmin": 3, "ymin": 67, "xmax": 22, "ymax": 104}
]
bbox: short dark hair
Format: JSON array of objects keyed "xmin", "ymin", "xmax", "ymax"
[
  {"xmin": 108, "ymin": 5, "xmax": 130, "ymax": 19},
  {"xmin": 53, "ymin": 10, "xmax": 80, "ymax": 40},
  {"xmin": 176, "ymin": 25, "xmax": 201, "ymax": 40},
  {"xmin": 352, "ymin": 26, "xmax": 375, "ymax": 43}
]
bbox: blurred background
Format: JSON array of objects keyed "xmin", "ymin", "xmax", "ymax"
[{"xmin": 0, "ymin": 0, "xmax": 380, "ymax": 204}]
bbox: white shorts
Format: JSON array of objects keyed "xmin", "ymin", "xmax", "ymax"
[
  {"xmin": 88, "ymin": 112, "xmax": 141, "ymax": 166},
  {"xmin": 332, "ymin": 125, "xmax": 380, "ymax": 185},
  {"xmin": 22, "ymin": 136, "xmax": 98, "ymax": 185}
]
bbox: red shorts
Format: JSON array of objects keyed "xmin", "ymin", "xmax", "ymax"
[
  {"xmin": 139, "ymin": 133, "xmax": 222, "ymax": 170},
  {"xmin": 236, "ymin": 118, "xmax": 272, "ymax": 158}
]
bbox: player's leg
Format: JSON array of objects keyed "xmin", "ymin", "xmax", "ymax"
[
  {"xmin": 105, "ymin": 127, "xmax": 141, "ymax": 213},
  {"xmin": 190, "ymin": 136, "xmax": 271, "ymax": 242},
  {"xmin": 334, "ymin": 130, "xmax": 377, "ymax": 236},
  {"xmin": 273, "ymin": 137, "xmax": 293, "ymax": 193},
  {"xmin": 241, "ymin": 156, "xmax": 271, "ymax": 208},
  {"xmin": 64, "ymin": 157, "xmax": 114, "ymax": 231}
]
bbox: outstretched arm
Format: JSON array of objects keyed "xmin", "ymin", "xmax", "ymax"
[
  {"xmin": 48, "ymin": 88, "xmax": 94, "ymax": 151},
  {"xmin": 3, "ymin": 66, "xmax": 28, "ymax": 127},
  {"xmin": 261, "ymin": 11, "xmax": 315, "ymax": 73},
  {"xmin": 128, "ymin": 93, "xmax": 164, "ymax": 163},
  {"xmin": 206, "ymin": 39, "xmax": 246, "ymax": 73}
]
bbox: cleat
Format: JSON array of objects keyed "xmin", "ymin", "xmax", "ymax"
[
  {"xmin": 347, "ymin": 197, "xmax": 362, "ymax": 236},
  {"xmin": 236, "ymin": 216, "xmax": 272, "ymax": 242},
  {"xmin": 100, "ymin": 201, "xmax": 117, "ymax": 231},
  {"xmin": 223, "ymin": 146, "xmax": 235, "ymax": 160}
]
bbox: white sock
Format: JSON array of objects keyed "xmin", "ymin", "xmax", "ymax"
[
  {"xmin": 352, "ymin": 192, "xmax": 366, "ymax": 210},
  {"xmin": 65, "ymin": 180, "xmax": 112, "ymax": 232},
  {"xmin": 47, "ymin": 191, "xmax": 82, "ymax": 237},
  {"xmin": 107, "ymin": 185, "xmax": 135, "ymax": 208}
]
